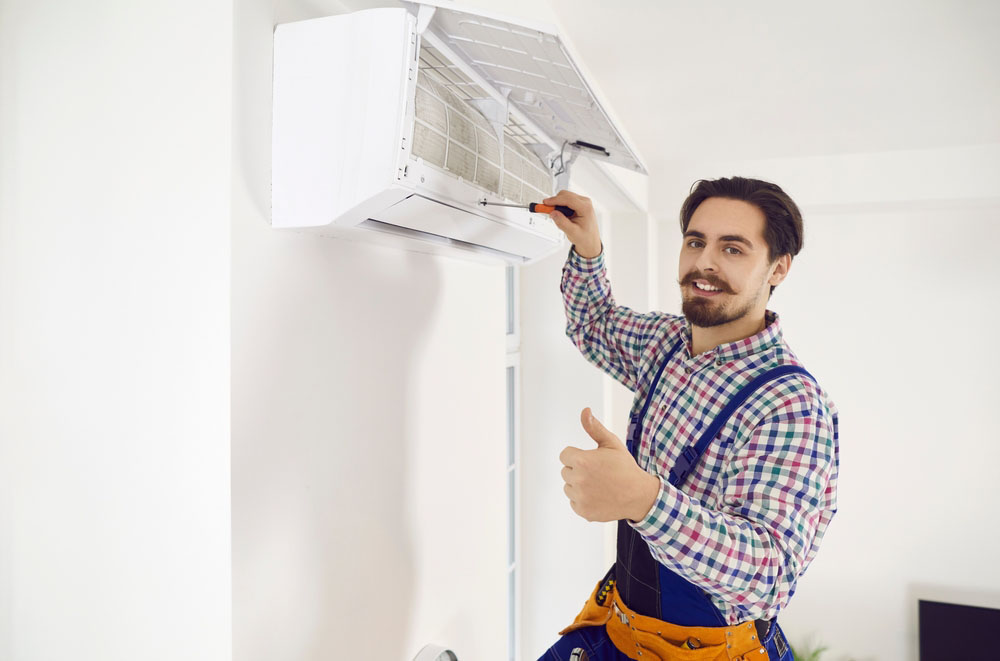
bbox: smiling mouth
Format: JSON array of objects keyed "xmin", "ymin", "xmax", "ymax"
[{"xmin": 689, "ymin": 280, "xmax": 725, "ymax": 296}]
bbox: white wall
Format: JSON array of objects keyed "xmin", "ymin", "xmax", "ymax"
[
  {"xmin": 653, "ymin": 146, "xmax": 1000, "ymax": 660},
  {"xmin": 233, "ymin": 1, "xmax": 515, "ymax": 659},
  {"xmin": 230, "ymin": 224, "xmax": 508, "ymax": 661},
  {"xmin": 0, "ymin": 1, "xmax": 233, "ymax": 660}
]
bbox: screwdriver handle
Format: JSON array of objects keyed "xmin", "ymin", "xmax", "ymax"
[{"xmin": 529, "ymin": 203, "xmax": 576, "ymax": 218}]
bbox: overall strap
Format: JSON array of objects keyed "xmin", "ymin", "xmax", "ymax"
[{"xmin": 626, "ymin": 337, "xmax": 685, "ymax": 456}]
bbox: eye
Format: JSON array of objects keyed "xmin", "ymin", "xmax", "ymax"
[{"xmin": 686, "ymin": 240, "xmax": 742, "ymax": 254}]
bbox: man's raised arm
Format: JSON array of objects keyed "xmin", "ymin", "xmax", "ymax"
[{"xmin": 547, "ymin": 190, "xmax": 671, "ymax": 393}]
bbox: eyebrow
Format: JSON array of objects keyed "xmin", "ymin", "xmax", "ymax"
[{"xmin": 683, "ymin": 229, "xmax": 755, "ymax": 250}]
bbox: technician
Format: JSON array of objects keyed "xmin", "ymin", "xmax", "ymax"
[{"xmin": 538, "ymin": 178, "xmax": 839, "ymax": 661}]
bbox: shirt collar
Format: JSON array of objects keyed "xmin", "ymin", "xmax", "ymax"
[{"xmin": 682, "ymin": 309, "xmax": 782, "ymax": 362}]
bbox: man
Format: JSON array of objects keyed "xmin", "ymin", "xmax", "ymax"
[{"xmin": 538, "ymin": 177, "xmax": 839, "ymax": 661}]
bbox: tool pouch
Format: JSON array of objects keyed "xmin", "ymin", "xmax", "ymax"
[
  {"xmin": 558, "ymin": 572, "xmax": 773, "ymax": 660},
  {"xmin": 557, "ymin": 571, "xmax": 616, "ymax": 636}
]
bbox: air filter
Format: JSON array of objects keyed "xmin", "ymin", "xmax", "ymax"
[{"xmin": 412, "ymin": 43, "xmax": 554, "ymax": 206}]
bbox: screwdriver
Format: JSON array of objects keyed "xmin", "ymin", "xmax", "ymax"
[{"xmin": 479, "ymin": 200, "xmax": 576, "ymax": 218}]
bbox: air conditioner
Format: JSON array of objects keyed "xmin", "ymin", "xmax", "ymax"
[{"xmin": 271, "ymin": 0, "xmax": 646, "ymax": 265}]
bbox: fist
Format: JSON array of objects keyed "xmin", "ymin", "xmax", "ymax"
[
  {"xmin": 544, "ymin": 190, "xmax": 601, "ymax": 258},
  {"xmin": 559, "ymin": 408, "xmax": 657, "ymax": 523}
]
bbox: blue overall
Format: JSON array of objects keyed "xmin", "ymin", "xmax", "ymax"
[{"xmin": 541, "ymin": 337, "xmax": 807, "ymax": 661}]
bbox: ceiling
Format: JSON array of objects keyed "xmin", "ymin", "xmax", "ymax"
[{"xmin": 543, "ymin": 0, "xmax": 1000, "ymax": 172}]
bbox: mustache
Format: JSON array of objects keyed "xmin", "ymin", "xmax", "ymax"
[{"xmin": 679, "ymin": 273, "xmax": 731, "ymax": 293}]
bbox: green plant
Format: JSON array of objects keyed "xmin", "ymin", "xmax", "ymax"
[{"xmin": 790, "ymin": 640, "xmax": 830, "ymax": 661}]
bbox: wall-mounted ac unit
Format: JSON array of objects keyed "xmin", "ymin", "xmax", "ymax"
[{"xmin": 271, "ymin": 0, "xmax": 646, "ymax": 265}]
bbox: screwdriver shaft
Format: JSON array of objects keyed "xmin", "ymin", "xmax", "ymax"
[{"xmin": 479, "ymin": 200, "xmax": 576, "ymax": 217}]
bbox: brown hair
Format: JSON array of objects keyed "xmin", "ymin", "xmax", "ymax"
[{"xmin": 679, "ymin": 176, "xmax": 804, "ymax": 297}]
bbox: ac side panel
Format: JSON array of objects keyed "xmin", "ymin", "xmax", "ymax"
[{"xmin": 272, "ymin": 9, "xmax": 412, "ymax": 229}]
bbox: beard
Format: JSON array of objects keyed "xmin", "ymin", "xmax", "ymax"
[{"xmin": 681, "ymin": 294, "xmax": 756, "ymax": 328}]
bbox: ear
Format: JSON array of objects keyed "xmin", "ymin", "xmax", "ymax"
[{"xmin": 768, "ymin": 254, "xmax": 791, "ymax": 288}]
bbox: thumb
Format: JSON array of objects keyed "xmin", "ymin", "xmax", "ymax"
[{"xmin": 581, "ymin": 407, "xmax": 624, "ymax": 449}]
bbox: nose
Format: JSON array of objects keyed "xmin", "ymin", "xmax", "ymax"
[{"xmin": 694, "ymin": 247, "xmax": 718, "ymax": 274}]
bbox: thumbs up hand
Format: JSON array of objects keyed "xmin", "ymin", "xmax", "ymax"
[{"xmin": 559, "ymin": 407, "xmax": 661, "ymax": 523}]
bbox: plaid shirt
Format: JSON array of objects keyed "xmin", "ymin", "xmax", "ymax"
[{"xmin": 561, "ymin": 245, "xmax": 839, "ymax": 624}]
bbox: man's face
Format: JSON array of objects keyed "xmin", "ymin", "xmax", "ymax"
[{"xmin": 677, "ymin": 197, "xmax": 780, "ymax": 328}]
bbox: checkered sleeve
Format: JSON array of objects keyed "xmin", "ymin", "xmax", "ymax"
[
  {"xmin": 561, "ymin": 245, "xmax": 670, "ymax": 393},
  {"xmin": 629, "ymin": 376, "xmax": 840, "ymax": 622}
]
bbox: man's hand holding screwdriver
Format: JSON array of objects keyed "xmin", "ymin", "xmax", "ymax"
[{"xmin": 543, "ymin": 190, "xmax": 603, "ymax": 259}]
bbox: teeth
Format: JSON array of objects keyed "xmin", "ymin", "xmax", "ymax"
[{"xmin": 695, "ymin": 281, "xmax": 720, "ymax": 291}]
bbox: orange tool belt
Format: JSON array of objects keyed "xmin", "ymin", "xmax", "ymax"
[{"xmin": 559, "ymin": 577, "xmax": 771, "ymax": 661}]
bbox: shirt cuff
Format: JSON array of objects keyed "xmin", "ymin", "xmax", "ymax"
[
  {"xmin": 567, "ymin": 244, "xmax": 605, "ymax": 274},
  {"xmin": 629, "ymin": 473, "xmax": 674, "ymax": 534}
]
